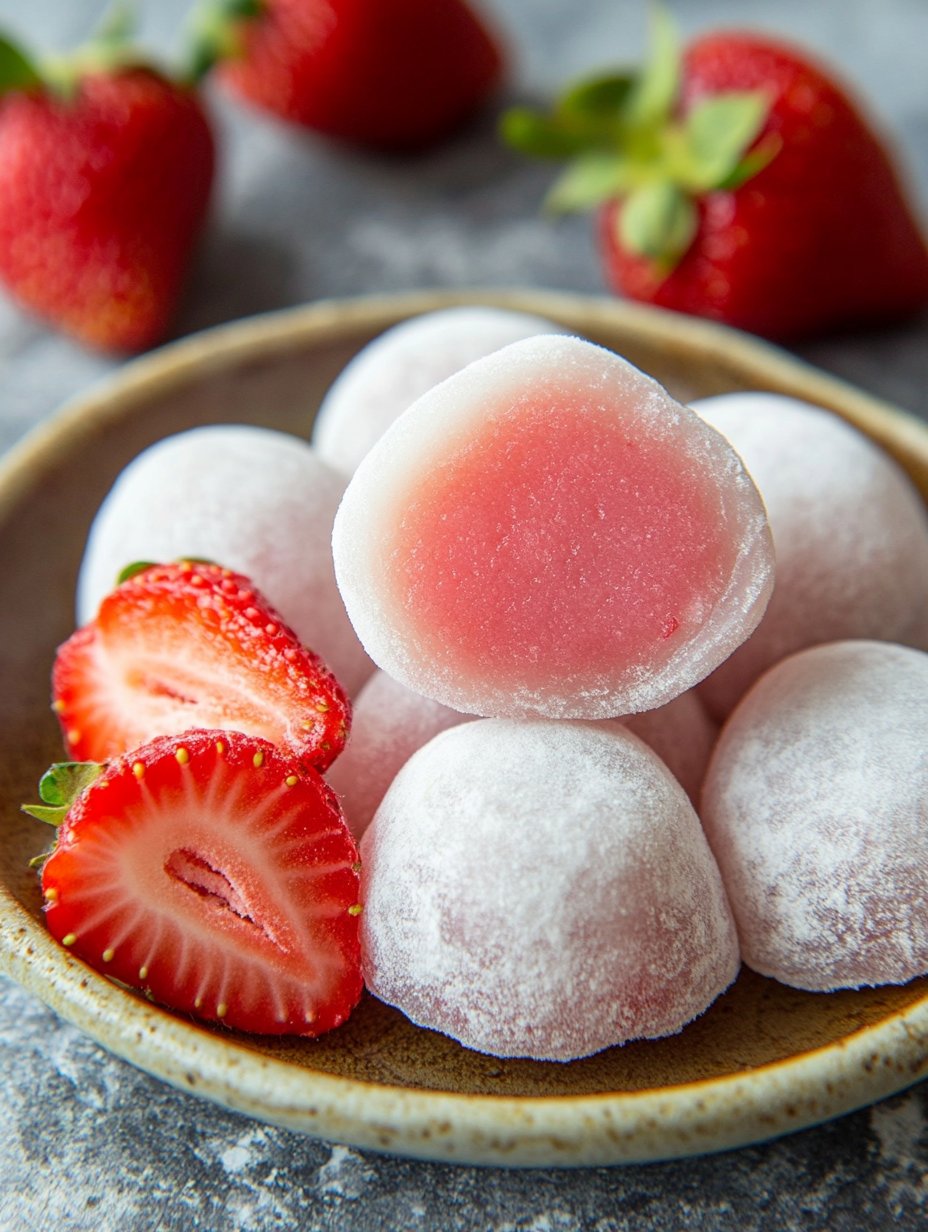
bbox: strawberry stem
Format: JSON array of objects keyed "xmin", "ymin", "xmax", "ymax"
[
  {"xmin": 182, "ymin": 0, "xmax": 263, "ymax": 85},
  {"xmin": 2, "ymin": 3, "xmax": 169, "ymax": 104},
  {"xmin": 499, "ymin": 1, "xmax": 776, "ymax": 273}
]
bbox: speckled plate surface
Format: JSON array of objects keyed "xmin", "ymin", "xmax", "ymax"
[{"xmin": 1, "ymin": 289, "xmax": 927, "ymax": 1168}]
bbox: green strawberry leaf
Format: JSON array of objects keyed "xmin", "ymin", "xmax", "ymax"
[
  {"xmin": 624, "ymin": 4, "xmax": 680, "ymax": 129},
  {"xmin": 618, "ymin": 181, "xmax": 698, "ymax": 267},
  {"xmin": 682, "ymin": 90, "xmax": 772, "ymax": 190},
  {"xmin": 22, "ymin": 761, "xmax": 104, "ymax": 826},
  {"xmin": 720, "ymin": 130, "xmax": 782, "ymax": 190},
  {"xmin": 0, "ymin": 34, "xmax": 43, "ymax": 98},
  {"xmin": 500, "ymin": 107, "xmax": 596, "ymax": 160},
  {"xmin": 558, "ymin": 71, "xmax": 637, "ymax": 123},
  {"xmin": 545, "ymin": 151, "xmax": 633, "ymax": 214},
  {"xmin": 116, "ymin": 560, "xmax": 157, "ymax": 584},
  {"xmin": 182, "ymin": 0, "xmax": 263, "ymax": 83}
]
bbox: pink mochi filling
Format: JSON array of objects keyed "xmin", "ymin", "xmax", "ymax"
[{"xmin": 386, "ymin": 394, "xmax": 734, "ymax": 694}]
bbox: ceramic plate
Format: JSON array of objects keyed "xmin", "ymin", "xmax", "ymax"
[{"xmin": 2, "ymin": 289, "xmax": 927, "ymax": 1168}]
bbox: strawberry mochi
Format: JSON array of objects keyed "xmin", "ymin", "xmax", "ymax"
[
  {"xmin": 701, "ymin": 641, "xmax": 928, "ymax": 992},
  {"xmin": 692, "ymin": 393, "xmax": 928, "ymax": 719},
  {"xmin": 360, "ymin": 718, "xmax": 740, "ymax": 1060},
  {"xmin": 312, "ymin": 305, "xmax": 562, "ymax": 475},
  {"xmin": 332, "ymin": 335, "xmax": 774, "ymax": 719},
  {"xmin": 76, "ymin": 425, "xmax": 374, "ymax": 697}
]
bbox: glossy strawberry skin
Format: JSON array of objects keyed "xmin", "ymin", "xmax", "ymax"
[
  {"xmin": 0, "ymin": 70, "xmax": 214, "ymax": 352},
  {"xmin": 601, "ymin": 34, "xmax": 928, "ymax": 340},
  {"xmin": 52, "ymin": 561, "xmax": 350, "ymax": 772},
  {"xmin": 40, "ymin": 730, "xmax": 363, "ymax": 1037},
  {"xmin": 220, "ymin": 0, "xmax": 504, "ymax": 150}
]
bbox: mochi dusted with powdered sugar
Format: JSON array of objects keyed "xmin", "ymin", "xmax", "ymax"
[
  {"xmin": 701, "ymin": 640, "xmax": 928, "ymax": 992},
  {"xmin": 326, "ymin": 669, "xmax": 474, "ymax": 839},
  {"xmin": 76, "ymin": 425, "xmax": 374, "ymax": 696},
  {"xmin": 333, "ymin": 335, "xmax": 774, "ymax": 720},
  {"xmin": 312, "ymin": 305, "xmax": 562, "ymax": 475},
  {"xmin": 360, "ymin": 718, "xmax": 739, "ymax": 1061},
  {"xmin": 692, "ymin": 392, "xmax": 928, "ymax": 719}
]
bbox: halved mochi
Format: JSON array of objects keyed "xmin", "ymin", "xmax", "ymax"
[
  {"xmin": 360, "ymin": 718, "xmax": 740, "ymax": 1060},
  {"xmin": 333, "ymin": 335, "xmax": 774, "ymax": 719}
]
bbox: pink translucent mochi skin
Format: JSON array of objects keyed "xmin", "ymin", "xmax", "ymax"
[
  {"xmin": 333, "ymin": 336, "xmax": 774, "ymax": 720},
  {"xmin": 76, "ymin": 425, "xmax": 374, "ymax": 697},
  {"xmin": 701, "ymin": 640, "xmax": 928, "ymax": 992},
  {"xmin": 326, "ymin": 669, "xmax": 474, "ymax": 840},
  {"xmin": 312, "ymin": 305, "xmax": 561, "ymax": 475},
  {"xmin": 361, "ymin": 719, "xmax": 740, "ymax": 1061},
  {"xmin": 692, "ymin": 392, "xmax": 928, "ymax": 720}
]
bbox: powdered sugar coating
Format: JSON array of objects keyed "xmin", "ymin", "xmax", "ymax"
[
  {"xmin": 77, "ymin": 425, "xmax": 374, "ymax": 696},
  {"xmin": 326, "ymin": 669, "xmax": 474, "ymax": 839},
  {"xmin": 333, "ymin": 335, "xmax": 774, "ymax": 719},
  {"xmin": 692, "ymin": 393, "xmax": 928, "ymax": 719},
  {"xmin": 361, "ymin": 718, "xmax": 739, "ymax": 1061},
  {"xmin": 701, "ymin": 640, "xmax": 928, "ymax": 992},
  {"xmin": 312, "ymin": 306, "xmax": 562, "ymax": 475},
  {"xmin": 609, "ymin": 688, "xmax": 717, "ymax": 804}
]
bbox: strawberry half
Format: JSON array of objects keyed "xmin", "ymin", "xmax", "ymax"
[
  {"xmin": 26, "ymin": 730, "xmax": 363, "ymax": 1037},
  {"xmin": 52, "ymin": 561, "xmax": 350, "ymax": 772}
]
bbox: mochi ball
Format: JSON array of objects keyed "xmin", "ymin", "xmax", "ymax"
[
  {"xmin": 701, "ymin": 640, "xmax": 928, "ymax": 992},
  {"xmin": 326, "ymin": 669, "xmax": 474, "ymax": 839},
  {"xmin": 692, "ymin": 392, "xmax": 928, "ymax": 719},
  {"xmin": 77, "ymin": 425, "xmax": 374, "ymax": 696},
  {"xmin": 361, "ymin": 719, "xmax": 739, "ymax": 1061},
  {"xmin": 334, "ymin": 335, "xmax": 774, "ymax": 720},
  {"xmin": 312, "ymin": 306, "xmax": 562, "ymax": 474}
]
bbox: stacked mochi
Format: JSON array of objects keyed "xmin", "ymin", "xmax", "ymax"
[
  {"xmin": 331, "ymin": 328, "xmax": 778, "ymax": 1059},
  {"xmin": 76, "ymin": 306, "xmax": 928, "ymax": 1061}
]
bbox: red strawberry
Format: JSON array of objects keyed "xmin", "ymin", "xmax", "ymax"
[
  {"xmin": 502, "ymin": 8, "xmax": 928, "ymax": 340},
  {"xmin": 189, "ymin": 0, "xmax": 504, "ymax": 151},
  {"xmin": 24, "ymin": 731, "xmax": 363, "ymax": 1036},
  {"xmin": 0, "ymin": 17, "xmax": 214, "ymax": 352},
  {"xmin": 52, "ymin": 560, "xmax": 350, "ymax": 772}
]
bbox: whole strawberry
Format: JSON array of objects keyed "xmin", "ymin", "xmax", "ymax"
[
  {"xmin": 0, "ymin": 15, "xmax": 215, "ymax": 352},
  {"xmin": 502, "ymin": 8, "xmax": 928, "ymax": 340},
  {"xmin": 188, "ymin": 0, "xmax": 504, "ymax": 151}
]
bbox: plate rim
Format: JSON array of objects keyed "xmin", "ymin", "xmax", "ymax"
[{"xmin": 2, "ymin": 287, "xmax": 927, "ymax": 1168}]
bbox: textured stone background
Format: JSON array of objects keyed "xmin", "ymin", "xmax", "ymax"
[{"xmin": 2, "ymin": 1, "xmax": 928, "ymax": 1228}]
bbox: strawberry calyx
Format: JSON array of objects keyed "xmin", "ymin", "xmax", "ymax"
[
  {"xmin": 22, "ymin": 760, "xmax": 104, "ymax": 827},
  {"xmin": 500, "ymin": 4, "xmax": 779, "ymax": 274},
  {"xmin": 182, "ymin": 0, "xmax": 263, "ymax": 84},
  {"xmin": 0, "ymin": 35, "xmax": 43, "ymax": 99},
  {"xmin": 0, "ymin": 4, "xmax": 175, "ymax": 103}
]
